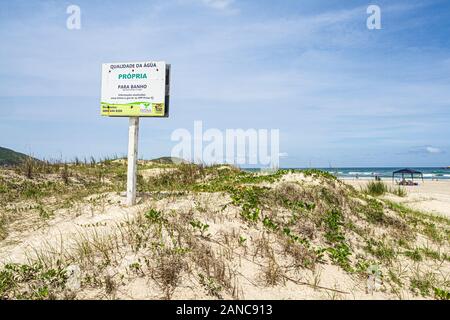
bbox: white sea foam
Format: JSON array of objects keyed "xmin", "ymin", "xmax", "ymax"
[{"xmin": 348, "ymin": 172, "xmax": 376, "ymax": 176}]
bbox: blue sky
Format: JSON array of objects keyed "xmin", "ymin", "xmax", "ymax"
[{"xmin": 1, "ymin": 0, "xmax": 449, "ymax": 167}]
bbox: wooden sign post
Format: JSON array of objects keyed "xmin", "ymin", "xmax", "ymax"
[
  {"xmin": 126, "ymin": 117, "xmax": 139, "ymax": 206},
  {"xmin": 101, "ymin": 61, "xmax": 170, "ymax": 206}
]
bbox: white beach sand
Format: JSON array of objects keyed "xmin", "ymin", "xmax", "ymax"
[{"xmin": 343, "ymin": 179, "xmax": 450, "ymax": 218}]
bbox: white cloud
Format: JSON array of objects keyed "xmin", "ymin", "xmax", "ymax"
[
  {"xmin": 279, "ymin": 152, "xmax": 289, "ymax": 158},
  {"xmin": 407, "ymin": 146, "xmax": 444, "ymax": 155},
  {"xmin": 202, "ymin": 0, "xmax": 234, "ymax": 10},
  {"xmin": 426, "ymin": 146, "xmax": 442, "ymax": 154}
]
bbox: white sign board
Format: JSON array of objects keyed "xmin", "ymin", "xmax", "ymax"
[{"xmin": 101, "ymin": 61, "xmax": 169, "ymax": 117}]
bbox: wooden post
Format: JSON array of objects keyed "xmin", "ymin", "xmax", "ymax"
[{"xmin": 127, "ymin": 117, "xmax": 139, "ymax": 206}]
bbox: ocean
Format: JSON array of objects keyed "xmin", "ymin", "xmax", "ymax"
[
  {"xmin": 321, "ymin": 167, "xmax": 450, "ymax": 180},
  {"xmin": 246, "ymin": 167, "xmax": 450, "ymax": 180}
]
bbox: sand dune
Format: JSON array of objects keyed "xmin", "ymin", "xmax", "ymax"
[{"xmin": 1, "ymin": 165, "xmax": 449, "ymax": 300}]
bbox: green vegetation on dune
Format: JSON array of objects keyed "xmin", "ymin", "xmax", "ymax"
[
  {"xmin": 0, "ymin": 160, "xmax": 449, "ymax": 300},
  {"xmin": 363, "ymin": 181, "xmax": 407, "ymax": 198},
  {"xmin": 0, "ymin": 263, "xmax": 67, "ymax": 300},
  {"xmin": 363, "ymin": 181, "xmax": 388, "ymax": 196},
  {"xmin": 0, "ymin": 157, "xmax": 128, "ymax": 240}
]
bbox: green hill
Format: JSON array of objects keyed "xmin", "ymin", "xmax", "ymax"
[{"xmin": 0, "ymin": 146, "xmax": 33, "ymax": 166}]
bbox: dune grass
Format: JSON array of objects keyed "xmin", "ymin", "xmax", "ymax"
[
  {"xmin": 363, "ymin": 181, "xmax": 407, "ymax": 198},
  {"xmin": 391, "ymin": 186, "xmax": 407, "ymax": 197},
  {"xmin": 363, "ymin": 181, "xmax": 388, "ymax": 196},
  {"xmin": 0, "ymin": 162, "xmax": 449, "ymax": 300},
  {"xmin": 0, "ymin": 213, "xmax": 7, "ymax": 240}
]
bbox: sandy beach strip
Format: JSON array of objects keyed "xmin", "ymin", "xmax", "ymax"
[{"xmin": 342, "ymin": 178, "xmax": 450, "ymax": 218}]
